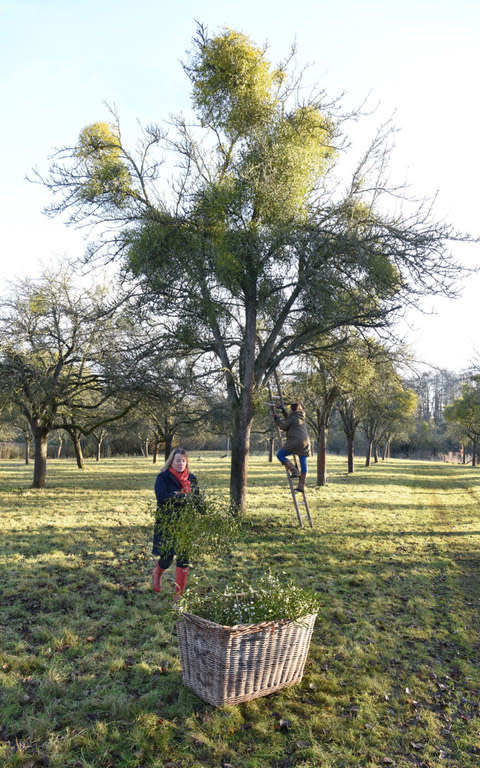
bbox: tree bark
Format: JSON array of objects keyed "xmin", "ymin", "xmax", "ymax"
[
  {"xmin": 32, "ymin": 428, "xmax": 48, "ymax": 488},
  {"xmin": 72, "ymin": 433, "xmax": 85, "ymax": 469},
  {"xmin": 24, "ymin": 438, "xmax": 30, "ymax": 466},
  {"xmin": 346, "ymin": 435, "xmax": 354, "ymax": 473},
  {"xmin": 339, "ymin": 406, "xmax": 357, "ymax": 474},
  {"xmin": 365, "ymin": 440, "xmax": 372, "ymax": 467},
  {"xmin": 317, "ymin": 424, "xmax": 328, "ymax": 486},
  {"xmin": 228, "ymin": 288, "xmax": 256, "ymax": 513},
  {"xmin": 229, "ymin": 395, "xmax": 253, "ymax": 513}
]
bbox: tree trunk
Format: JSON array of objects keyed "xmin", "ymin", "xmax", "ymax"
[
  {"xmin": 24, "ymin": 437, "xmax": 30, "ymax": 465},
  {"xmin": 228, "ymin": 293, "xmax": 256, "ymax": 514},
  {"xmin": 72, "ymin": 434, "xmax": 85, "ymax": 469},
  {"xmin": 230, "ymin": 399, "xmax": 253, "ymax": 513},
  {"xmin": 317, "ymin": 424, "xmax": 328, "ymax": 486},
  {"xmin": 32, "ymin": 429, "xmax": 48, "ymax": 488},
  {"xmin": 152, "ymin": 439, "xmax": 159, "ymax": 464},
  {"xmin": 365, "ymin": 439, "xmax": 372, "ymax": 467},
  {"xmin": 339, "ymin": 407, "xmax": 357, "ymax": 474},
  {"xmin": 346, "ymin": 435, "xmax": 354, "ymax": 473},
  {"xmin": 472, "ymin": 440, "xmax": 477, "ymax": 467},
  {"xmin": 164, "ymin": 435, "xmax": 173, "ymax": 460},
  {"xmin": 56, "ymin": 435, "xmax": 63, "ymax": 459}
]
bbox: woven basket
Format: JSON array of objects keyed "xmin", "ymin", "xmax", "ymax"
[{"xmin": 176, "ymin": 611, "xmax": 317, "ymax": 706}]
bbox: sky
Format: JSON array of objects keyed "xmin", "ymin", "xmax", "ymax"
[{"xmin": 1, "ymin": 0, "xmax": 479, "ymax": 372}]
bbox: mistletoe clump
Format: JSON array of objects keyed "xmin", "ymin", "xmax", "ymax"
[
  {"xmin": 153, "ymin": 492, "xmax": 240, "ymax": 562},
  {"xmin": 178, "ymin": 572, "xmax": 320, "ymax": 626}
]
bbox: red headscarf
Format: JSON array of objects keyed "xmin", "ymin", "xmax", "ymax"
[{"xmin": 169, "ymin": 466, "xmax": 191, "ymax": 493}]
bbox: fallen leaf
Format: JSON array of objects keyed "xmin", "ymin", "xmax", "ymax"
[{"xmin": 410, "ymin": 741, "xmax": 424, "ymax": 750}]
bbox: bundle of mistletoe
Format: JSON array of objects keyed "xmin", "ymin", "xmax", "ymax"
[{"xmin": 153, "ymin": 492, "xmax": 240, "ymax": 562}]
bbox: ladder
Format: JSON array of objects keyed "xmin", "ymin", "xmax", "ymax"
[{"xmin": 268, "ymin": 371, "xmax": 313, "ymax": 528}]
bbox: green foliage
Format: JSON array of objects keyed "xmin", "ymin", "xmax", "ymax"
[
  {"xmin": 178, "ymin": 572, "xmax": 320, "ymax": 625},
  {"xmin": 444, "ymin": 377, "xmax": 480, "ymax": 443},
  {"xmin": 188, "ymin": 27, "xmax": 281, "ymax": 136},
  {"xmin": 187, "ymin": 26, "xmax": 336, "ymax": 231},
  {"xmin": 244, "ymin": 106, "xmax": 336, "ymax": 224},
  {"xmin": 154, "ymin": 492, "xmax": 240, "ymax": 561},
  {"xmin": 127, "ymin": 215, "xmax": 193, "ymax": 281},
  {"xmin": 77, "ymin": 122, "xmax": 132, "ymax": 206},
  {"xmin": 363, "ymin": 249, "xmax": 403, "ymax": 297}
]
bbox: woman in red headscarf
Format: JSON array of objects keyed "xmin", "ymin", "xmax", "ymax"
[{"xmin": 152, "ymin": 447, "xmax": 200, "ymax": 601}]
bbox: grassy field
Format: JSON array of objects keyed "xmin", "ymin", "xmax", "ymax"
[{"xmin": 1, "ymin": 454, "xmax": 480, "ymax": 767}]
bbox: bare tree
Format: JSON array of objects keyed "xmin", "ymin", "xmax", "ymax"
[{"xmin": 0, "ymin": 268, "xmax": 135, "ymax": 487}]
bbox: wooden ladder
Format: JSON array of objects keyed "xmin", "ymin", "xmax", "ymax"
[{"xmin": 268, "ymin": 371, "xmax": 313, "ymax": 528}]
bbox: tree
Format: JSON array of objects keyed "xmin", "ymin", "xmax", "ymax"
[
  {"xmin": 333, "ymin": 337, "xmax": 378, "ymax": 473},
  {"xmin": 295, "ymin": 357, "xmax": 341, "ymax": 487},
  {"xmin": 361, "ymin": 355, "xmax": 418, "ymax": 466},
  {"xmin": 0, "ymin": 269, "xmax": 135, "ymax": 487},
  {"xmin": 444, "ymin": 377, "xmax": 480, "ymax": 466},
  {"xmin": 35, "ymin": 24, "xmax": 466, "ymax": 511}
]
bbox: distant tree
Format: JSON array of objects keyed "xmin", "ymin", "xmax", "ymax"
[
  {"xmin": 296, "ymin": 351, "xmax": 343, "ymax": 487},
  {"xmin": 334, "ymin": 339, "xmax": 378, "ymax": 473},
  {"xmin": 407, "ymin": 369, "xmax": 464, "ymax": 426},
  {"xmin": 362, "ymin": 358, "xmax": 417, "ymax": 466},
  {"xmin": 0, "ymin": 269, "xmax": 135, "ymax": 487},
  {"xmin": 444, "ymin": 377, "xmax": 480, "ymax": 466},
  {"xmin": 34, "ymin": 25, "xmax": 467, "ymax": 510},
  {"xmin": 138, "ymin": 362, "xmax": 208, "ymax": 462}
]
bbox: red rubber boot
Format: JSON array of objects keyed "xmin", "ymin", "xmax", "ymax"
[
  {"xmin": 152, "ymin": 563, "xmax": 165, "ymax": 593},
  {"xmin": 174, "ymin": 566, "xmax": 189, "ymax": 602}
]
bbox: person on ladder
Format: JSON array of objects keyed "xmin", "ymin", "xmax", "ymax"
[{"xmin": 274, "ymin": 403, "xmax": 310, "ymax": 492}]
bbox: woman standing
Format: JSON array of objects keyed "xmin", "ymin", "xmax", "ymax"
[{"xmin": 152, "ymin": 447, "xmax": 200, "ymax": 600}]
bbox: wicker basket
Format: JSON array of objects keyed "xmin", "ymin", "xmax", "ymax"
[{"xmin": 176, "ymin": 611, "xmax": 317, "ymax": 706}]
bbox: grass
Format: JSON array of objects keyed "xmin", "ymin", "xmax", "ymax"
[{"xmin": 1, "ymin": 453, "xmax": 480, "ymax": 767}]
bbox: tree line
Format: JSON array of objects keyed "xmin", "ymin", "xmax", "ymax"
[{"xmin": 1, "ymin": 266, "xmax": 478, "ymax": 490}]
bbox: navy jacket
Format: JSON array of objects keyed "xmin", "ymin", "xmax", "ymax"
[{"xmin": 154, "ymin": 468, "xmax": 199, "ymax": 508}]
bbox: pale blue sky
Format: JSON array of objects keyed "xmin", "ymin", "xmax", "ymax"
[{"xmin": 1, "ymin": 0, "xmax": 479, "ymax": 369}]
